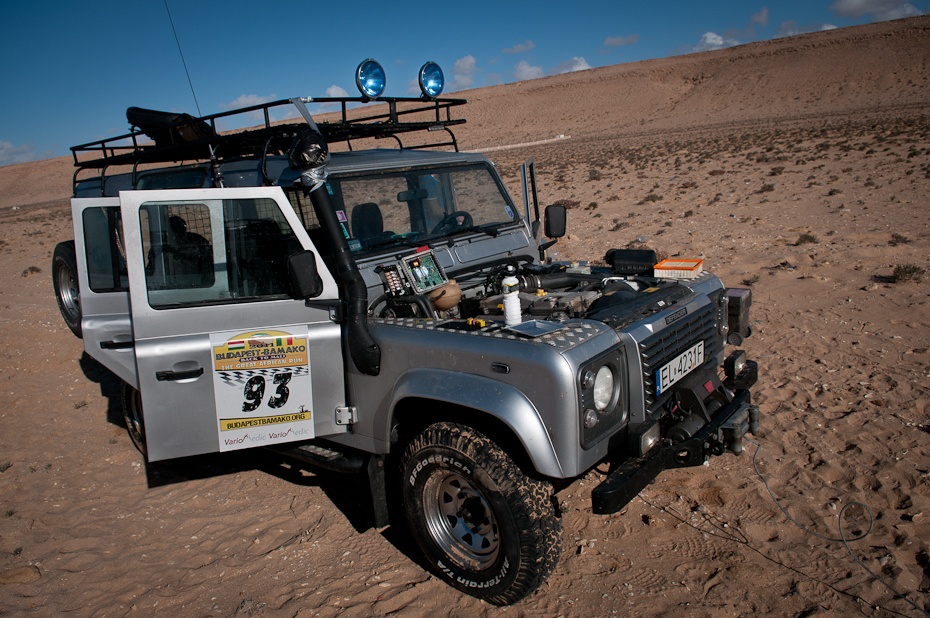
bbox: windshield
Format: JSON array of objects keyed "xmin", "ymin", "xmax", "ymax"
[{"xmin": 327, "ymin": 163, "xmax": 519, "ymax": 253}]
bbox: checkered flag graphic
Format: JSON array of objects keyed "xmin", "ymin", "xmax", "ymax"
[{"xmin": 216, "ymin": 366, "xmax": 309, "ymax": 388}]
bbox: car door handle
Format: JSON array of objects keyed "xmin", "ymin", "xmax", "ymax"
[
  {"xmin": 100, "ymin": 340, "xmax": 135, "ymax": 350},
  {"xmin": 155, "ymin": 367, "xmax": 204, "ymax": 382}
]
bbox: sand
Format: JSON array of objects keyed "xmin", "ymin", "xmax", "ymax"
[{"xmin": 1, "ymin": 15, "xmax": 929, "ymax": 617}]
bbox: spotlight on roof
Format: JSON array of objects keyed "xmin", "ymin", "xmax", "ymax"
[
  {"xmin": 418, "ymin": 61, "xmax": 444, "ymax": 99},
  {"xmin": 355, "ymin": 59, "xmax": 386, "ymax": 100}
]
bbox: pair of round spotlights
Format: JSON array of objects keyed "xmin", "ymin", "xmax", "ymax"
[{"xmin": 355, "ymin": 59, "xmax": 445, "ymax": 100}]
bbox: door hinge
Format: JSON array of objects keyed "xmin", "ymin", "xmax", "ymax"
[{"xmin": 335, "ymin": 406, "xmax": 357, "ymax": 425}]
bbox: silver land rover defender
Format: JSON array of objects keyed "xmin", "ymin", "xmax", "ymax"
[{"xmin": 52, "ymin": 60, "xmax": 758, "ymax": 605}]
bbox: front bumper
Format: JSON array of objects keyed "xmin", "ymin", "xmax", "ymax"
[{"xmin": 591, "ymin": 366, "xmax": 759, "ymax": 515}]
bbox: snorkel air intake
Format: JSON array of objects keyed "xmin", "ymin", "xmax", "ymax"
[{"xmin": 290, "ymin": 129, "xmax": 381, "ymax": 376}]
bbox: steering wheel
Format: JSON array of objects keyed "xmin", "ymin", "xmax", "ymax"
[{"xmin": 430, "ymin": 210, "xmax": 473, "ymax": 235}]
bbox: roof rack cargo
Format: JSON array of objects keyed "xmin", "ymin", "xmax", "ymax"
[{"xmin": 71, "ymin": 95, "xmax": 467, "ymax": 193}]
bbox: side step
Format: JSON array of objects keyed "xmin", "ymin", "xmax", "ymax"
[
  {"xmin": 270, "ymin": 441, "xmax": 368, "ymax": 473},
  {"xmin": 267, "ymin": 441, "xmax": 389, "ymax": 528}
]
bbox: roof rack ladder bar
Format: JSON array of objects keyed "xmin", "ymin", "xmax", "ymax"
[
  {"xmin": 260, "ymin": 136, "xmax": 274, "ymax": 186},
  {"xmin": 71, "ymin": 168, "xmax": 82, "ymax": 197},
  {"xmin": 441, "ymin": 126, "xmax": 459, "ymax": 152}
]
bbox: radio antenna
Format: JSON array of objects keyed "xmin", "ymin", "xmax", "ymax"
[
  {"xmin": 162, "ymin": 0, "xmax": 224, "ymax": 186},
  {"xmin": 163, "ymin": 0, "xmax": 202, "ymax": 116}
]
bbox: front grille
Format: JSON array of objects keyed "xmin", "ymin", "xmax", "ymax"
[{"xmin": 639, "ymin": 302, "xmax": 720, "ymax": 415}]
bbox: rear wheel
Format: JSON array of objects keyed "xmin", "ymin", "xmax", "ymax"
[
  {"xmin": 400, "ymin": 422, "xmax": 561, "ymax": 605},
  {"xmin": 52, "ymin": 241, "xmax": 82, "ymax": 338},
  {"xmin": 121, "ymin": 382, "xmax": 147, "ymax": 459}
]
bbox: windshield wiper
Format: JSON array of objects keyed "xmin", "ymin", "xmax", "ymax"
[
  {"xmin": 443, "ymin": 223, "xmax": 501, "ymax": 240},
  {"xmin": 363, "ymin": 236, "xmax": 425, "ymax": 251}
]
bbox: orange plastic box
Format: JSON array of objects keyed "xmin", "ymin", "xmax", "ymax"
[{"xmin": 653, "ymin": 258, "xmax": 704, "ymax": 279}]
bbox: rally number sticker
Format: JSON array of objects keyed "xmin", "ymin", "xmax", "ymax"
[{"xmin": 211, "ymin": 329, "xmax": 313, "ymax": 451}]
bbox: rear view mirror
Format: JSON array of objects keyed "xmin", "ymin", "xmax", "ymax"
[
  {"xmin": 544, "ymin": 204, "xmax": 566, "ymax": 238},
  {"xmin": 397, "ymin": 188, "xmax": 428, "ymax": 202},
  {"xmin": 287, "ymin": 250, "xmax": 324, "ymax": 299}
]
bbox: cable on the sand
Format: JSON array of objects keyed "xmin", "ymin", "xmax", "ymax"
[{"xmin": 750, "ymin": 437, "xmax": 929, "ymax": 616}]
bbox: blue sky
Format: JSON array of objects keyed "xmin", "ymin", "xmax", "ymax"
[{"xmin": 0, "ymin": 0, "xmax": 926, "ymax": 166}]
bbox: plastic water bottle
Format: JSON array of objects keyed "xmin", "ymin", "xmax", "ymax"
[{"xmin": 502, "ymin": 271, "xmax": 521, "ymax": 326}]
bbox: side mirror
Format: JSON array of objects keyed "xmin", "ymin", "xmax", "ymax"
[
  {"xmin": 544, "ymin": 204, "xmax": 566, "ymax": 238},
  {"xmin": 287, "ymin": 250, "xmax": 324, "ymax": 299}
]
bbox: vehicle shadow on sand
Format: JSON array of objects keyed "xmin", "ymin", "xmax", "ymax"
[
  {"xmin": 76, "ymin": 351, "xmax": 424, "ymax": 568},
  {"xmin": 78, "ymin": 351, "xmax": 125, "ymax": 428}
]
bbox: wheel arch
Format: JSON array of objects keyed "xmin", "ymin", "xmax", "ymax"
[{"xmin": 385, "ymin": 368, "xmax": 564, "ymax": 478}]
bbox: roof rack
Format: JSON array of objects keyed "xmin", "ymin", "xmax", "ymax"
[{"xmin": 71, "ymin": 96, "xmax": 467, "ymax": 175}]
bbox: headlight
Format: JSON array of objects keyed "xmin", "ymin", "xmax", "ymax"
[
  {"xmin": 584, "ymin": 409, "xmax": 598, "ymax": 429},
  {"xmin": 418, "ymin": 61, "xmax": 444, "ymax": 99},
  {"xmin": 593, "ymin": 366, "xmax": 614, "ymax": 411},
  {"xmin": 355, "ymin": 59, "xmax": 386, "ymax": 100},
  {"xmin": 578, "ymin": 349, "xmax": 627, "ymax": 449}
]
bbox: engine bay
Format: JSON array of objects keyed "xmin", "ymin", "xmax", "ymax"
[{"xmin": 367, "ymin": 247, "xmax": 693, "ymax": 329}]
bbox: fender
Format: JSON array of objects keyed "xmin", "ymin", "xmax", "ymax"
[{"xmin": 388, "ymin": 367, "xmax": 565, "ymax": 478}]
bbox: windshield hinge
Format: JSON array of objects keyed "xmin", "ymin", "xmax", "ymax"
[
  {"xmin": 335, "ymin": 406, "xmax": 357, "ymax": 425},
  {"xmin": 306, "ymin": 299, "xmax": 345, "ymax": 322}
]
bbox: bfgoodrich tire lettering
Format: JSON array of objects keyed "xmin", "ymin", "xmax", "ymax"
[
  {"xmin": 401, "ymin": 422, "xmax": 561, "ymax": 605},
  {"xmin": 52, "ymin": 241, "xmax": 82, "ymax": 338}
]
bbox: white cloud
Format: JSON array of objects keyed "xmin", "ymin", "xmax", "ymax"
[
  {"xmin": 0, "ymin": 140, "xmax": 42, "ymax": 166},
  {"xmin": 776, "ymin": 20, "xmax": 838, "ymax": 37},
  {"xmin": 514, "ymin": 60, "xmax": 544, "ymax": 81},
  {"xmin": 552, "ymin": 56, "xmax": 592, "ymax": 74},
  {"xmin": 604, "ymin": 34, "xmax": 640, "ymax": 47},
  {"xmin": 751, "ymin": 7, "xmax": 769, "ymax": 26},
  {"xmin": 830, "ymin": 0, "xmax": 923, "ymax": 20},
  {"xmin": 217, "ymin": 94, "xmax": 290, "ymax": 129},
  {"xmin": 452, "ymin": 55, "xmax": 477, "ymax": 90},
  {"xmin": 502, "ymin": 40, "xmax": 535, "ymax": 54},
  {"xmin": 693, "ymin": 32, "xmax": 740, "ymax": 52},
  {"xmin": 775, "ymin": 20, "xmax": 803, "ymax": 36},
  {"xmin": 325, "ymin": 85, "xmax": 349, "ymax": 97},
  {"xmin": 513, "ymin": 56, "xmax": 591, "ymax": 82},
  {"xmin": 223, "ymin": 94, "xmax": 276, "ymax": 111},
  {"xmin": 303, "ymin": 85, "xmax": 353, "ymax": 115}
]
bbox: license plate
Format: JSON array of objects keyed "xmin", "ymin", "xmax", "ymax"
[{"xmin": 655, "ymin": 341, "xmax": 704, "ymax": 395}]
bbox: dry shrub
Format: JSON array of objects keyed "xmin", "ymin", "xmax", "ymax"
[
  {"xmin": 891, "ymin": 264, "xmax": 925, "ymax": 283},
  {"xmin": 796, "ymin": 233, "xmax": 819, "ymax": 245}
]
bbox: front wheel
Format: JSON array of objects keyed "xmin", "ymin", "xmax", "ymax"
[{"xmin": 400, "ymin": 422, "xmax": 561, "ymax": 605}]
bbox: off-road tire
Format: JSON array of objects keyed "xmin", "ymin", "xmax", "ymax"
[
  {"xmin": 121, "ymin": 382, "xmax": 147, "ymax": 459},
  {"xmin": 52, "ymin": 241, "xmax": 82, "ymax": 338},
  {"xmin": 400, "ymin": 422, "xmax": 561, "ymax": 605}
]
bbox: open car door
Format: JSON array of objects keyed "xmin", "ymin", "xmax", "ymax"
[
  {"xmin": 71, "ymin": 197, "xmax": 137, "ymax": 386},
  {"xmin": 119, "ymin": 187, "xmax": 346, "ymax": 461}
]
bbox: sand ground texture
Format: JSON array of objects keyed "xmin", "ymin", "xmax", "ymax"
[{"xmin": 1, "ymin": 15, "xmax": 929, "ymax": 618}]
